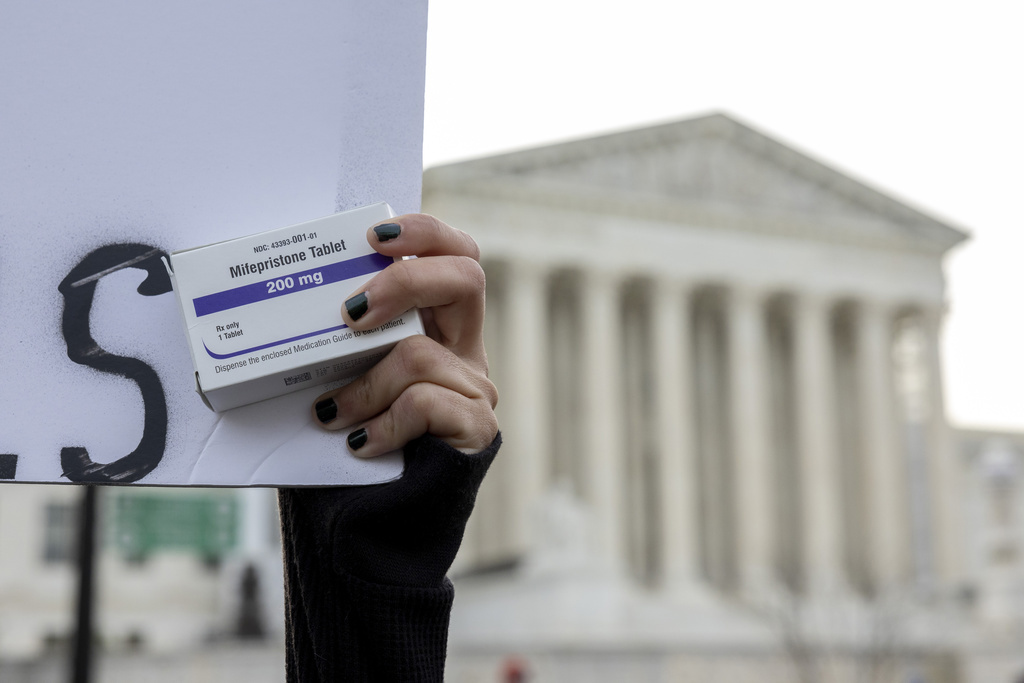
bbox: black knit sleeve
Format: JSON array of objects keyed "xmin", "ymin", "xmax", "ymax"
[{"xmin": 278, "ymin": 432, "xmax": 500, "ymax": 683}]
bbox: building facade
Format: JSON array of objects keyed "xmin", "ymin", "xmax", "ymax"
[{"xmin": 422, "ymin": 113, "xmax": 1012, "ymax": 682}]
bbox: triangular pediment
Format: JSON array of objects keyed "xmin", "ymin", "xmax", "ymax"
[{"xmin": 425, "ymin": 113, "xmax": 967, "ymax": 254}]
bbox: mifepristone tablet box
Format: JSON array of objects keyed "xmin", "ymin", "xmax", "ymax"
[{"xmin": 166, "ymin": 202, "xmax": 424, "ymax": 411}]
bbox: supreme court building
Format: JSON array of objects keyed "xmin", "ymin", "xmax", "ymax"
[{"xmin": 424, "ymin": 114, "xmax": 1023, "ymax": 682}]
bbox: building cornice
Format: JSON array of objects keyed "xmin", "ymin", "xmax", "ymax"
[
  {"xmin": 424, "ymin": 175, "xmax": 960, "ymax": 256},
  {"xmin": 424, "ymin": 112, "xmax": 969, "ymax": 256}
]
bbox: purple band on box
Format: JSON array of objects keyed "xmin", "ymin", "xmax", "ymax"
[{"xmin": 192, "ymin": 252, "xmax": 392, "ymax": 317}]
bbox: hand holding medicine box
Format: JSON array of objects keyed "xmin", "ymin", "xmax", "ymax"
[{"xmin": 166, "ymin": 202, "xmax": 424, "ymax": 411}]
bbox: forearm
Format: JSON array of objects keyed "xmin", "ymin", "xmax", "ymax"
[{"xmin": 278, "ymin": 433, "xmax": 500, "ymax": 682}]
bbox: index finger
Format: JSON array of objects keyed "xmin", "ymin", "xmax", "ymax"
[{"xmin": 367, "ymin": 214, "xmax": 481, "ymax": 260}]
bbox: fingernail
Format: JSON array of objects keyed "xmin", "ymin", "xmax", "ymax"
[
  {"xmin": 345, "ymin": 292, "xmax": 368, "ymax": 321},
  {"xmin": 347, "ymin": 428, "xmax": 368, "ymax": 451},
  {"xmin": 315, "ymin": 398, "xmax": 337, "ymax": 424},
  {"xmin": 373, "ymin": 222, "xmax": 401, "ymax": 242}
]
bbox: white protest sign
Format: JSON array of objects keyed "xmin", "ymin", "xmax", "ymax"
[{"xmin": 0, "ymin": 2, "xmax": 427, "ymax": 486}]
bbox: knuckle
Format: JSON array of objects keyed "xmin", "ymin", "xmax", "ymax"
[
  {"xmin": 349, "ymin": 375, "xmax": 376, "ymax": 410},
  {"xmin": 482, "ymin": 410, "xmax": 499, "ymax": 438},
  {"xmin": 377, "ymin": 407, "xmax": 399, "ymax": 441},
  {"xmin": 482, "ymin": 377, "xmax": 499, "ymax": 409},
  {"xmin": 454, "ymin": 256, "xmax": 486, "ymax": 292},
  {"xmin": 443, "ymin": 356, "xmax": 463, "ymax": 383},
  {"xmin": 477, "ymin": 349, "xmax": 492, "ymax": 380},
  {"xmin": 420, "ymin": 212, "xmax": 481, "ymax": 261},
  {"xmin": 388, "ymin": 259, "xmax": 418, "ymax": 297},
  {"xmin": 423, "ymin": 213, "xmax": 447, "ymax": 238},
  {"xmin": 458, "ymin": 229, "xmax": 481, "ymax": 261},
  {"xmin": 395, "ymin": 335, "xmax": 441, "ymax": 377},
  {"xmin": 395, "ymin": 383, "xmax": 436, "ymax": 420},
  {"xmin": 469, "ymin": 406, "xmax": 499, "ymax": 446},
  {"xmin": 406, "ymin": 332, "xmax": 439, "ymax": 354}
]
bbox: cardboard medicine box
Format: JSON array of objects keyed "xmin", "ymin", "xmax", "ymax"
[{"xmin": 166, "ymin": 202, "xmax": 424, "ymax": 411}]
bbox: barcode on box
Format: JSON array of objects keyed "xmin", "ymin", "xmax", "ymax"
[{"xmin": 283, "ymin": 372, "xmax": 312, "ymax": 386}]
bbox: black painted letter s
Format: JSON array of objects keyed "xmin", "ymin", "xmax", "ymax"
[{"xmin": 57, "ymin": 244, "xmax": 171, "ymax": 483}]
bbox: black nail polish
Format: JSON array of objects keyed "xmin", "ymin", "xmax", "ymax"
[
  {"xmin": 315, "ymin": 398, "xmax": 337, "ymax": 424},
  {"xmin": 345, "ymin": 292, "xmax": 368, "ymax": 321},
  {"xmin": 347, "ymin": 428, "xmax": 368, "ymax": 451},
  {"xmin": 373, "ymin": 222, "xmax": 401, "ymax": 242}
]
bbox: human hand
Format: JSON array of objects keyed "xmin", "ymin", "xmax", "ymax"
[{"xmin": 310, "ymin": 214, "xmax": 499, "ymax": 456}]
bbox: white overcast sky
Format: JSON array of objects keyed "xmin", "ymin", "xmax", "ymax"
[{"xmin": 422, "ymin": 0, "xmax": 1024, "ymax": 431}]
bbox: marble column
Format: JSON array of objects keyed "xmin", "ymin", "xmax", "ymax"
[
  {"xmin": 793, "ymin": 294, "xmax": 846, "ymax": 596},
  {"xmin": 692, "ymin": 291, "xmax": 734, "ymax": 591},
  {"xmin": 857, "ymin": 301, "xmax": 908, "ymax": 592},
  {"xmin": 922, "ymin": 306, "xmax": 964, "ymax": 588},
  {"xmin": 460, "ymin": 261, "xmax": 511, "ymax": 568},
  {"xmin": 581, "ymin": 270, "xmax": 626, "ymax": 575},
  {"xmin": 727, "ymin": 286, "xmax": 776, "ymax": 599},
  {"xmin": 652, "ymin": 279, "xmax": 704, "ymax": 594},
  {"xmin": 505, "ymin": 260, "xmax": 550, "ymax": 555}
]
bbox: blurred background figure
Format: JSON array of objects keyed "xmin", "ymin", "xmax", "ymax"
[{"xmin": 501, "ymin": 656, "xmax": 531, "ymax": 683}]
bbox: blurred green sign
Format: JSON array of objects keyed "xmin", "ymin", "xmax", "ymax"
[{"xmin": 110, "ymin": 493, "xmax": 238, "ymax": 559}]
